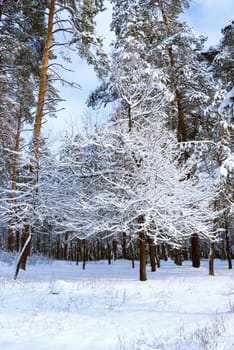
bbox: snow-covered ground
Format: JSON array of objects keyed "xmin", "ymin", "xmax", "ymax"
[{"xmin": 0, "ymin": 256, "xmax": 234, "ymax": 350}]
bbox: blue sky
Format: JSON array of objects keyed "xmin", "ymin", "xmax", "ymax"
[
  {"xmin": 45, "ymin": 0, "xmax": 233, "ymax": 147},
  {"xmin": 184, "ymin": 0, "xmax": 233, "ymax": 47}
]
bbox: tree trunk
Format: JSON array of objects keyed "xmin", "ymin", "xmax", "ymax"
[
  {"xmin": 148, "ymin": 236, "xmax": 156, "ymax": 272},
  {"xmin": 139, "ymin": 230, "xmax": 147, "ymax": 281},
  {"xmin": 8, "ymin": 109, "xmax": 22, "ymax": 252},
  {"xmin": 159, "ymin": 1, "xmax": 187, "ymax": 145},
  {"xmin": 14, "ymin": 225, "xmax": 31, "ymax": 279},
  {"xmin": 161, "ymin": 243, "xmax": 168, "ymax": 261},
  {"xmin": 32, "ymin": 0, "xmax": 55, "ymax": 160},
  {"xmin": 129, "ymin": 242, "xmax": 135, "ymax": 269},
  {"xmin": 82, "ymin": 240, "xmax": 87, "ymax": 270},
  {"xmin": 122, "ymin": 233, "xmax": 127, "ymax": 259},
  {"xmin": 138, "ymin": 215, "xmax": 147, "ymax": 281},
  {"xmin": 112, "ymin": 239, "xmax": 117, "ymax": 261},
  {"xmin": 63, "ymin": 233, "xmax": 69, "ymax": 260},
  {"xmin": 14, "ymin": 0, "xmax": 55, "ymax": 278},
  {"xmin": 174, "ymin": 247, "xmax": 183, "ymax": 266},
  {"xmin": 107, "ymin": 241, "xmax": 112, "ymax": 264},
  {"xmin": 209, "ymin": 242, "xmax": 215, "ymax": 276},
  {"xmin": 191, "ymin": 233, "xmax": 200, "ymax": 268},
  {"xmin": 225, "ymin": 226, "xmax": 232, "ymax": 269}
]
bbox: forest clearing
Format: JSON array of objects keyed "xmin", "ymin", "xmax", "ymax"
[
  {"xmin": 0, "ymin": 2, "xmax": 233, "ymax": 348},
  {"xmin": 0, "ymin": 256, "xmax": 234, "ymax": 350}
]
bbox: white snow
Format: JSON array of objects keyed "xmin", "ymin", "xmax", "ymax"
[{"xmin": 0, "ymin": 257, "xmax": 234, "ymax": 350}]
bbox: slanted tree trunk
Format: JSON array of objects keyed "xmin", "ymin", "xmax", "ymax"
[
  {"xmin": 191, "ymin": 233, "xmax": 200, "ymax": 268},
  {"xmin": 209, "ymin": 242, "xmax": 215, "ymax": 276},
  {"xmin": 14, "ymin": 224, "xmax": 31, "ymax": 280},
  {"xmin": 14, "ymin": 0, "xmax": 56, "ymax": 279}
]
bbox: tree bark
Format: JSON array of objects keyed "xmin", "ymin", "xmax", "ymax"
[
  {"xmin": 159, "ymin": 1, "xmax": 187, "ymax": 144},
  {"xmin": 148, "ymin": 236, "xmax": 156, "ymax": 272},
  {"xmin": 138, "ymin": 215, "xmax": 147, "ymax": 281},
  {"xmin": 225, "ymin": 226, "xmax": 232, "ymax": 269},
  {"xmin": 191, "ymin": 233, "xmax": 200, "ymax": 268},
  {"xmin": 122, "ymin": 233, "xmax": 127, "ymax": 259},
  {"xmin": 139, "ymin": 230, "xmax": 147, "ymax": 280},
  {"xmin": 82, "ymin": 240, "xmax": 87, "ymax": 270},
  {"xmin": 32, "ymin": 0, "xmax": 55, "ymax": 160},
  {"xmin": 209, "ymin": 242, "xmax": 215, "ymax": 276},
  {"xmin": 14, "ymin": 225, "xmax": 31, "ymax": 279},
  {"xmin": 107, "ymin": 241, "xmax": 112, "ymax": 264},
  {"xmin": 14, "ymin": 0, "xmax": 56, "ymax": 279}
]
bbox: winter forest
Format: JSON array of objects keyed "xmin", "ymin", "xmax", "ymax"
[{"xmin": 0, "ymin": 0, "xmax": 233, "ymax": 284}]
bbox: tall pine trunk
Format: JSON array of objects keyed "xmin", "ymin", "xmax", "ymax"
[{"xmin": 14, "ymin": 0, "xmax": 56, "ymax": 279}]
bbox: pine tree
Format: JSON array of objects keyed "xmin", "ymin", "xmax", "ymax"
[
  {"xmin": 200, "ymin": 20, "xmax": 234, "ymax": 273},
  {"xmin": 14, "ymin": 0, "xmax": 107, "ymax": 278},
  {"xmin": 88, "ymin": 0, "xmax": 218, "ymax": 268}
]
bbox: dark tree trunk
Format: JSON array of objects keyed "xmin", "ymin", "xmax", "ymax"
[
  {"xmin": 139, "ymin": 230, "xmax": 147, "ymax": 281},
  {"xmin": 191, "ymin": 233, "xmax": 200, "ymax": 268},
  {"xmin": 63, "ymin": 233, "xmax": 69, "ymax": 260},
  {"xmin": 8, "ymin": 228, "xmax": 14, "ymax": 252},
  {"xmin": 156, "ymin": 246, "xmax": 161, "ymax": 268},
  {"xmin": 16, "ymin": 230, "xmax": 20, "ymax": 252},
  {"xmin": 209, "ymin": 242, "xmax": 215, "ymax": 276},
  {"xmin": 82, "ymin": 240, "xmax": 87, "ymax": 270},
  {"xmin": 161, "ymin": 243, "xmax": 168, "ymax": 261},
  {"xmin": 225, "ymin": 227, "xmax": 232, "ymax": 269},
  {"xmin": 148, "ymin": 236, "xmax": 156, "ymax": 272},
  {"xmin": 56, "ymin": 236, "xmax": 60, "ymax": 259},
  {"xmin": 138, "ymin": 215, "xmax": 147, "ymax": 281},
  {"xmin": 14, "ymin": 225, "xmax": 31, "ymax": 279},
  {"xmin": 122, "ymin": 233, "xmax": 127, "ymax": 259},
  {"xmin": 112, "ymin": 239, "xmax": 117, "ymax": 261},
  {"xmin": 159, "ymin": 1, "xmax": 187, "ymax": 146},
  {"xmin": 107, "ymin": 241, "xmax": 111, "ymax": 264},
  {"xmin": 174, "ymin": 248, "xmax": 182, "ymax": 266},
  {"xmin": 129, "ymin": 243, "xmax": 135, "ymax": 269}
]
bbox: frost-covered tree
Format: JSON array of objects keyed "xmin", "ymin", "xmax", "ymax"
[
  {"xmin": 88, "ymin": 0, "xmax": 221, "ymax": 268},
  {"xmin": 200, "ymin": 20, "xmax": 234, "ymax": 273},
  {"xmin": 0, "ymin": 0, "xmax": 108, "ymax": 277},
  {"xmin": 71, "ymin": 54, "xmax": 215, "ymax": 280},
  {"xmin": 0, "ymin": 0, "xmax": 50, "ymax": 254}
]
